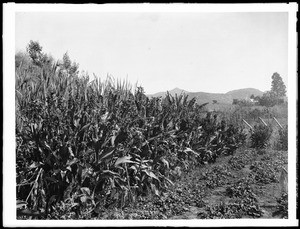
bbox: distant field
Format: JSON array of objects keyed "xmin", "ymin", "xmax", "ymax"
[
  {"xmin": 205, "ymin": 102, "xmax": 235, "ymax": 111},
  {"xmin": 204, "ymin": 103, "xmax": 288, "ymax": 148},
  {"xmin": 208, "ymin": 103, "xmax": 288, "ymax": 125}
]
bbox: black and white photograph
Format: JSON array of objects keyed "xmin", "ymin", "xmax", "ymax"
[{"xmin": 3, "ymin": 3, "xmax": 298, "ymax": 227}]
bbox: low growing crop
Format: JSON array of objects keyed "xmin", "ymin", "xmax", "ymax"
[
  {"xmin": 225, "ymin": 178, "xmax": 263, "ymax": 218},
  {"xmin": 272, "ymin": 193, "xmax": 288, "ymax": 218},
  {"xmin": 249, "ymin": 161, "xmax": 278, "ymax": 184}
]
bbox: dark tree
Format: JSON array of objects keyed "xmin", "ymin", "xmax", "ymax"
[
  {"xmin": 59, "ymin": 52, "xmax": 79, "ymax": 76},
  {"xmin": 271, "ymin": 72, "xmax": 286, "ymax": 97},
  {"xmin": 26, "ymin": 40, "xmax": 43, "ymax": 66},
  {"xmin": 26, "ymin": 40, "xmax": 54, "ymax": 68},
  {"xmin": 258, "ymin": 91, "xmax": 277, "ymax": 107}
]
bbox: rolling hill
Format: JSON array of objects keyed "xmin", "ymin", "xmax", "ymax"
[{"xmin": 147, "ymin": 87, "xmax": 264, "ymax": 105}]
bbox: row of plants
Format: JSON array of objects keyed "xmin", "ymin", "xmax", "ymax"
[
  {"xmin": 15, "ymin": 46, "xmax": 249, "ymax": 219},
  {"xmin": 249, "ymin": 123, "xmax": 288, "ymax": 151}
]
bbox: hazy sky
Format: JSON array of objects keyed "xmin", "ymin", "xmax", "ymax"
[{"xmin": 15, "ymin": 11, "xmax": 288, "ymax": 94}]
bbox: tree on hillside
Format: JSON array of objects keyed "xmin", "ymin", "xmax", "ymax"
[
  {"xmin": 257, "ymin": 91, "xmax": 277, "ymax": 107},
  {"xmin": 26, "ymin": 40, "xmax": 53, "ymax": 68},
  {"xmin": 271, "ymin": 72, "xmax": 286, "ymax": 98},
  {"xmin": 251, "ymin": 72, "xmax": 287, "ymax": 107},
  {"xmin": 26, "ymin": 40, "xmax": 43, "ymax": 66}
]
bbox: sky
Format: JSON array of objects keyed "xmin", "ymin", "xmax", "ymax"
[{"xmin": 15, "ymin": 11, "xmax": 288, "ymax": 94}]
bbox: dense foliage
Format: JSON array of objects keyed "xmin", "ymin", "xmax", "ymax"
[
  {"xmin": 15, "ymin": 42, "xmax": 248, "ymax": 219},
  {"xmin": 249, "ymin": 72, "xmax": 287, "ymax": 107},
  {"xmin": 250, "ymin": 125, "xmax": 272, "ymax": 149},
  {"xmin": 275, "ymin": 125, "xmax": 288, "ymax": 151},
  {"xmin": 273, "ymin": 193, "xmax": 288, "ymax": 218}
]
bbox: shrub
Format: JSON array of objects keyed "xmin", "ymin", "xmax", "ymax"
[
  {"xmin": 275, "ymin": 125, "xmax": 288, "ymax": 150},
  {"xmin": 250, "ymin": 124, "xmax": 272, "ymax": 149}
]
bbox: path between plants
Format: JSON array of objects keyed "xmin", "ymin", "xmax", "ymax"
[{"xmin": 169, "ymin": 147, "xmax": 288, "ymax": 219}]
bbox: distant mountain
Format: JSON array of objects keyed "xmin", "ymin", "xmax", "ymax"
[
  {"xmin": 151, "ymin": 87, "xmax": 188, "ymax": 97},
  {"xmin": 226, "ymin": 88, "xmax": 264, "ymax": 100},
  {"xmin": 147, "ymin": 87, "xmax": 264, "ymax": 105}
]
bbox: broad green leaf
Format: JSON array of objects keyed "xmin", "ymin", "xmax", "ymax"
[
  {"xmin": 66, "ymin": 158, "xmax": 78, "ymax": 167},
  {"xmin": 101, "ymin": 112, "xmax": 109, "ymax": 122},
  {"xmin": 111, "ymin": 135, "xmax": 116, "ymax": 146},
  {"xmin": 80, "ymin": 195, "xmax": 88, "ymax": 203},
  {"xmin": 129, "ymin": 165, "xmax": 138, "ymax": 174},
  {"xmin": 60, "ymin": 170, "xmax": 67, "ymax": 180},
  {"xmin": 80, "ymin": 187, "xmax": 91, "ymax": 196},
  {"xmin": 102, "ymin": 170, "xmax": 120, "ymax": 177},
  {"xmin": 43, "ymin": 141, "xmax": 52, "ymax": 151},
  {"xmin": 28, "ymin": 162, "xmax": 40, "ymax": 169},
  {"xmin": 98, "ymin": 148, "xmax": 115, "ymax": 162},
  {"xmin": 79, "ymin": 123, "xmax": 91, "ymax": 133},
  {"xmin": 160, "ymin": 158, "xmax": 169, "ymax": 169},
  {"xmin": 150, "ymin": 183, "xmax": 159, "ymax": 196},
  {"xmin": 164, "ymin": 176, "xmax": 174, "ymax": 186},
  {"xmin": 114, "ymin": 156, "xmax": 137, "ymax": 166},
  {"xmin": 68, "ymin": 146, "xmax": 74, "ymax": 157},
  {"xmin": 143, "ymin": 169, "xmax": 159, "ymax": 181}
]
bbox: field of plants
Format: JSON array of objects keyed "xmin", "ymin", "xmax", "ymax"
[{"xmin": 15, "ymin": 47, "xmax": 288, "ymax": 220}]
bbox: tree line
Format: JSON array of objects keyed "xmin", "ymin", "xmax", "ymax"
[{"xmin": 233, "ymin": 72, "xmax": 287, "ymax": 107}]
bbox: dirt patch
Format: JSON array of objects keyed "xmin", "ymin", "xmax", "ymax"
[{"xmin": 169, "ymin": 147, "xmax": 288, "ymax": 219}]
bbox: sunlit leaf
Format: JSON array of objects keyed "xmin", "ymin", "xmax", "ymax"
[
  {"xmin": 80, "ymin": 187, "xmax": 91, "ymax": 196},
  {"xmin": 129, "ymin": 165, "xmax": 138, "ymax": 174},
  {"xmin": 98, "ymin": 148, "xmax": 115, "ymax": 162},
  {"xmin": 66, "ymin": 158, "xmax": 78, "ymax": 166},
  {"xmin": 16, "ymin": 200, "xmax": 27, "ymax": 209},
  {"xmin": 114, "ymin": 156, "xmax": 137, "ymax": 166},
  {"xmin": 143, "ymin": 169, "xmax": 159, "ymax": 181},
  {"xmin": 184, "ymin": 147, "xmax": 199, "ymax": 156},
  {"xmin": 80, "ymin": 195, "xmax": 88, "ymax": 203},
  {"xmin": 150, "ymin": 183, "xmax": 159, "ymax": 196},
  {"xmin": 160, "ymin": 158, "xmax": 169, "ymax": 169}
]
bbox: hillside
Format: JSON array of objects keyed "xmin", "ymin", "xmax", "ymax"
[
  {"xmin": 226, "ymin": 88, "xmax": 264, "ymax": 100},
  {"xmin": 150, "ymin": 87, "xmax": 188, "ymax": 98},
  {"xmin": 148, "ymin": 87, "xmax": 264, "ymax": 105}
]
